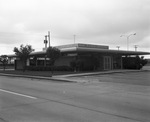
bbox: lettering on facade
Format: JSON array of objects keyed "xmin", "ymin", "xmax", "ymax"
[{"xmin": 56, "ymin": 43, "xmax": 109, "ymax": 50}]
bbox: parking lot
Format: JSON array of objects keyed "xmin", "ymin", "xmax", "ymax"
[
  {"xmin": 71, "ymin": 71, "xmax": 150, "ymax": 86},
  {"xmin": 0, "ymin": 71, "xmax": 150, "ymax": 122}
]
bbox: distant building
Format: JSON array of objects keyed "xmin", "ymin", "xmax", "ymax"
[{"xmin": 8, "ymin": 43, "xmax": 150, "ymax": 71}]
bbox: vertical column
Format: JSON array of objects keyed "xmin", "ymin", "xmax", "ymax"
[
  {"xmin": 44, "ymin": 56, "xmax": 47, "ymax": 67},
  {"xmin": 8, "ymin": 57, "xmax": 11, "ymax": 64},
  {"xmin": 36, "ymin": 58, "xmax": 38, "ymax": 66},
  {"xmin": 111, "ymin": 56, "xmax": 113, "ymax": 70},
  {"xmin": 26, "ymin": 58, "xmax": 30, "ymax": 66},
  {"xmin": 121, "ymin": 56, "xmax": 123, "ymax": 69},
  {"xmin": 103, "ymin": 56, "xmax": 106, "ymax": 70}
]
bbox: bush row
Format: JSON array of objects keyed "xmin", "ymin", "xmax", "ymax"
[
  {"xmin": 0, "ymin": 64, "xmax": 14, "ymax": 66},
  {"xmin": 123, "ymin": 56, "xmax": 148, "ymax": 70},
  {"xmin": 26, "ymin": 66, "xmax": 73, "ymax": 71}
]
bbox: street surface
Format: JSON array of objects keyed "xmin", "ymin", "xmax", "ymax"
[{"xmin": 0, "ymin": 71, "xmax": 150, "ymax": 122}]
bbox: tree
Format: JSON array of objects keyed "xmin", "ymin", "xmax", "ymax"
[
  {"xmin": 140, "ymin": 56, "xmax": 148, "ymax": 67},
  {"xmin": 135, "ymin": 56, "xmax": 148, "ymax": 69},
  {"xmin": 13, "ymin": 44, "xmax": 34, "ymax": 72},
  {"xmin": 123, "ymin": 56, "xmax": 148, "ymax": 70},
  {"xmin": 0, "ymin": 55, "xmax": 8, "ymax": 71},
  {"xmin": 46, "ymin": 46, "xmax": 61, "ymax": 75}
]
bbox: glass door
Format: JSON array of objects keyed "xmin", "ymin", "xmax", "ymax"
[{"xmin": 104, "ymin": 56, "xmax": 111, "ymax": 70}]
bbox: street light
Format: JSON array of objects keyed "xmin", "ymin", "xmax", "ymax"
[
  {"xmin": 120, "ymin": 33, "xmax": 136, "ymax": 50},
  {"xmin": 116, "ymin": 46, "xmax": 120, "ymax": 50},
  {"xmin": 73, "ymin": 35, "xmax": 76, "ymax": 44}
]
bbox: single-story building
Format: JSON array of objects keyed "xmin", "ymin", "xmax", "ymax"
[{"xmin": 8, "ymin": 43, "xmax": 150, "ymax": 71}]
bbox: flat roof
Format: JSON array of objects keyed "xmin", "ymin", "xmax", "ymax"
[
  {"xmin": 7, "ymin": 43, "xmax": 150, "ymax": 57},
  {"xmin": 77, "ymin": 47, "xmax": 150, "ymax": 55},
  {"xmin": 60, "ymin": 46, "xmax": 150, "ymax": 55}
]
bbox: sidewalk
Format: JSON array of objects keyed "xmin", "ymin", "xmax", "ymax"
[
  {"xmin": 52, "ymin": 69, "xmax": 148, "ymax": 83},
  {"xmin": 53, "ymin": 69, "xmax": 143, "ymax": 77},
  {"xmin": 0, "ymin": 69, "xmax": 148, "ymax": 83}
]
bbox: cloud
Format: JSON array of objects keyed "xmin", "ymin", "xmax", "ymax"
[{"xmin": 0, "ymin": 0, "xmax": 150, "ymax": 55}]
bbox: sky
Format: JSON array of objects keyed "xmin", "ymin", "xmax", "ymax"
[{"xmin": 0, "ymin": 0, "xmax": 150, "ymax": 58}]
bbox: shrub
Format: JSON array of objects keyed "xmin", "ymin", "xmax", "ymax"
[
  {"xmin": 26, "ymin": 66, "xmax": 73, "ymax": 71},
  {"xmin": 123, "ymin": 56, "xmax": 148, "ymax": 70}
]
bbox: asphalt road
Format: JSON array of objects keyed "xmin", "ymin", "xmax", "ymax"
[{"xmin": 0, "ymin": 71, "xmax": 150, "ymax": 122}]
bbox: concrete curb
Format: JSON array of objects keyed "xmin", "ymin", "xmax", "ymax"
[{"xmin": 0, "ymin": 73, "xmax": 77, "ymax": 83}]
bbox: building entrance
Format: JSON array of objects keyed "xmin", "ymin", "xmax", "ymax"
[{"xmin": 104, "ymin": 56, "xmax": 112, "ymax": 70}]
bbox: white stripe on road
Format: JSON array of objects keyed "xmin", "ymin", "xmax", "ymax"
[{"xmin": 0, "ymin": 89, "xmax": 37, "ymax": 99}]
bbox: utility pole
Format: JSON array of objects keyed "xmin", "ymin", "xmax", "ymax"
[
  {"xmin": 73, "ymin": 35, "xmax": 76, "ymax": 44},
  {"xmin": 120, "ymin": 33, "xmax": 136, "ymax": 51},
  {"xmin": 48, "ymin": 31, "xmax": 50, "ymax": 47},
  {"xmin": 44, "ymin": 35, "xmax": 48, "ymax": 49},
  {"xmin": 134, "ymin": 45, "xmax": 138, "ymax": 51}
]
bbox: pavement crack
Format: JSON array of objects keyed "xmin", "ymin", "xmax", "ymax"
[
  {"xmin": 0, "ymin": 100, "xmax": 49, "ymax": 111},
  {"xmin": 0, "ymin": 116, "xmax": 9, "ymax": 122}
]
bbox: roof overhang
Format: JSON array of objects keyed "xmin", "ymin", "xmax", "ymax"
[
  {"xmin": 78, "ymin": 47, "xmax": 150, "ymax": 55},
  {"xmin": 61, "ymin": 47, "xmax": 150, "ymax": 55},
  {"xmin": 29, "ymin": 50, "xmax": 46, "ymax": 56},
  {"xmin": 7, "ymin": 45, "xmax": 150, "ymax": 58}
]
